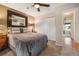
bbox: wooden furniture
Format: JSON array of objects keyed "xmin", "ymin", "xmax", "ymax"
[{"xmin": 0, "ymin": 35, "xmax": 8, "ymax": 50}]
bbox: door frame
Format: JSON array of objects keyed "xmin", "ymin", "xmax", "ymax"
[{"xmin": 62, "ymin": 9, "xmax": 76, "ymax": 42}]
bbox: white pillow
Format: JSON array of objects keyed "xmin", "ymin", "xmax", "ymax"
[
  {"xmin": 8, "ymin": 27, "xmax": 20, "ymax": 34},
  {"xmin": 12, "ymin": 30, "xmax": 20, "ymax": 34},
  {"xmin": 23, "ymin": 28, "xmax": 30, "ymax": 33},
  {"xmin": 12, "ymin": 28, "xmax": 20, "ymax": 31}
]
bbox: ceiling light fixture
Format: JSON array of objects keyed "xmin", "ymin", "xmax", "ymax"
[{"xmin": 34, "ymin": 4, "xmax": 39, "ymax": 8}]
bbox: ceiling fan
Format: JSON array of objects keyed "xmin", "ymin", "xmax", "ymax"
[{"xmin": 32, "ymin": 3, "xmax": 50, "ymax": 12}]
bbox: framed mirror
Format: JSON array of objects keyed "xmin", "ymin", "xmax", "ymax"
[
  {"xmin": 11, "ymin": 15, "xmax": 26, "ymax": 26},
  {"xmin": 7, "ymin": 10, "xmax": 28, "ymax": 27}
]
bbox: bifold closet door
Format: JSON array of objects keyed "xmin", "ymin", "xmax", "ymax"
[
  {"xmin": 46, "ymin": 17, "xmax": 56, "ymax": 41},
  {"xmin": 35, "ymin": 17, "xmax": 56, "ymax": 41}
]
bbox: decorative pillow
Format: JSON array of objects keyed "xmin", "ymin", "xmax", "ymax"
[
  {"xmin": 12, "ymin": 30, "xmax": 20, "ymax": 34},
  {"xmin": 8, "ymin": 27, "xmax": 30, "ymax": 34},
  {"xmin": 11, "ymin": 28, "xmax": 20, "ymax": 34},
  {"xmin": 23, "ymin": 28, "xmax": 30, "ymax": 33}
]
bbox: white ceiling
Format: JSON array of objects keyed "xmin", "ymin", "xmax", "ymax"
[{"xmin": 0, "ymin": 3, "xmax": 65, "ymax": 17}]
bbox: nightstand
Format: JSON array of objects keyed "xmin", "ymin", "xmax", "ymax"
[{"xmin": 0, "ymin": 35, "xmax": 8, "ymax": 50}]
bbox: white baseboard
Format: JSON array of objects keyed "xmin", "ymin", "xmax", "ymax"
[
  {"xmin": 48, "ymin": 39, "xmax": 56, "ymax": 42},
  {"xmin": 56, "ymin": 42, "xmax": 63, "ymax": 47}
]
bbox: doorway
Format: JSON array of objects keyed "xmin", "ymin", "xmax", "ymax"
[
  {"xmin": 63, "ymin": 11, "xmax": 75, "ymax": 55},
  {"xmin": 63, "ymin": 11, "xmax": 74, "ymax": 45}
]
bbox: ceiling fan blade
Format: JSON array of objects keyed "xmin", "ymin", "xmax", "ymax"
[
  {"xmin": 37, "ymin": 8, "xmax": 40, "ymax": 12},
  {"xmin": 32, "ymin": 4, "xmax": 35, "ymax": 7},
  {"xmin": 39, "ymin": 3, "xmax": 50, "ymax": 7}
]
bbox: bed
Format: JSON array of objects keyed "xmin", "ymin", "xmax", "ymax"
[{"xmin": 8, "ymin": 32, "xmax": 48, "ymax": 56}]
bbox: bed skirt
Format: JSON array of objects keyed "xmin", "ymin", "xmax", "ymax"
[{"xmin": 9, "ymin": 44, "xmax": 16, "ymax": 53}]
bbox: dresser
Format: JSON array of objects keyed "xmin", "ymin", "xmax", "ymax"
[{"xmin": 0, "ymin": 35, "xmax": 8, "ymax": 50}]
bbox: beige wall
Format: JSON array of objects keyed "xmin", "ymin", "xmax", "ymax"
[
  {"xmin": 28, "ymin": 16, "xmax": 35, "ymax": 24},
  {"xmin": 0, "ymin": 5, "xmax": 7, "ymax": 35},
  {"xmin": 28, "ymin": 15, "xmax": 35, "ymax": 31},
  {"xmin": 0, "ymin": 5, "xmax": 7, "ymax": 26}
]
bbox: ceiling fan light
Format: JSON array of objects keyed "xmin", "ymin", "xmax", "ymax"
[{"xmin": 34, "ymin": 4, "xmax": 39, "ymax": 8}]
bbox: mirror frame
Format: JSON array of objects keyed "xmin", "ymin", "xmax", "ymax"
[{"xmin": 7, "ymin": 10, "xmax": 28, "ymax": 27}]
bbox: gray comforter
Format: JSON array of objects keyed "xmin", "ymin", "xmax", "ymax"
[{"xmin": 13, "ymin": 32, "xmax": 48, "ymax": 56}]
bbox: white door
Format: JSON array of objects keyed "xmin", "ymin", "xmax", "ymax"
[
  {"xmin": 35, "ymin": 17, "xmax": 56, "ymax": 41},
  {"xmin": 47, "ymin": 17, "xmax": 56, "ymax": 41}
]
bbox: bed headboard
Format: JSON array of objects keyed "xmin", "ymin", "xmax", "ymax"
[
  {"xmin": 7, "ymin": 10, "xmax": 28, "ymax": 33},
  {"xmin": 8, "ymin": 27, "xmax": 30, "ymax": 34}
]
